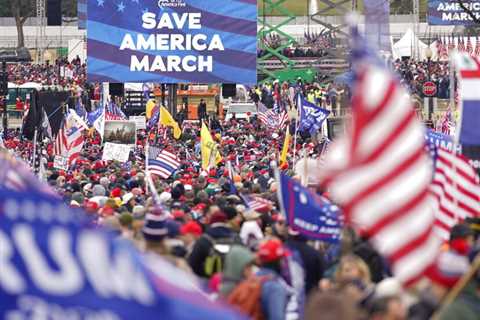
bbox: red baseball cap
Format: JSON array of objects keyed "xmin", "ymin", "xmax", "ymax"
[
  {"xmin": 257, "ymin": 239, "xmax": 290, "ymax": 263},
  {"xmin": 180, "ymin": 221, "xmax": 203, "ymax": 236}
]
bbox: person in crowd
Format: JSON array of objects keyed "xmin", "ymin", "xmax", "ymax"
[
  {"xmin": 198, "ymin": 99, "xmax": 207, "ymax": 124},
  {"xmin": 219, "ymin": 245, "xmax": 256, "ymax": 298}
]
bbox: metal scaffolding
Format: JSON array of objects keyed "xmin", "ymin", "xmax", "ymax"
[
  {"xmin": 36, "ymin": 0, "xmax": 46, "ymax": 63},
  {"xmin": 310, "ymin": 0, "xmax": 357, "ymax": 37},
  {"xmin": 257, "ymin": 0, "xmax": 297, "ymax": 82}
]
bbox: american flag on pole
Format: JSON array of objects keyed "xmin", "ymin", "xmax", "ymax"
[
  {"xmin": 429, "ymin": 147, "xmax": 480, "ymax": 240},
  {"xmin": 148, "ymin": 146, "xmax": 181, "ymax": 179},
  {"xmin": 105, "ymin": 102, "xmax": 127, "ymax": 120},
  {"xmin": 318, "ymin": 24, "xmax": 441, "ymax": 286},
  {"xmin": 53, "ymin": 118, "xmax": 85, "ymax": 165},
  {"xmin": 257, "ymin": 103, "xmax": 289, "ymax": 130},
  {"xmin": 458, "ymin": 37, "xmax": 466, "ymax": 53}
]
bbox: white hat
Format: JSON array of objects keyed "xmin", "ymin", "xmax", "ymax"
[{"xmin": 122, "ymin": 192, "xmax": 134, "ymax": 204}]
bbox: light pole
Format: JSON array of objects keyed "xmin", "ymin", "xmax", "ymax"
[{"xmin": 424, "ymin": 47, "xmax": 434, "ymax": 121}]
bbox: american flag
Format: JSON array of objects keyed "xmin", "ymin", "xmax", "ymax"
[
  {"xmin": 148, "ymin": 146, "xmax": 181, "ymax": 179},
  {"xmin": 318, "ymin": 27, "xmax": 441, "ymax": 286},
  {"xmin": 466, "ymin": 37, "xmax": 473, "ymax": 55},
  {"xmin": 240, "ymin": 194, "xmax": 273, "ymax": 213},
  {"xmin": 430, "ymin": 147, "xmax": 480, "ymax": 241},
  {"xmin": 448, "ymin": 35, "xmax": 456, "ymax": 54},
  {"xmin": 440, "ymin": 35, "xmax": 449, "ymax": 60},
  {"xmin": 440, "ymin": 107, "xmax": 453, "ymax": 135},
  {"xmin": 475, "ymin": 36, "xmax": 480, "ymax": 57},
  {"xmin": 257, "ymin": 102, "xmax": 289, "ymax": 130},
  {"xmin": 105, "ymin": 102, "xmax": 127, "ymax": 120},
  {"xmin": 53, "ymin": 119, "xmax": 85, "ymax": 165},
  {"xmin": 458, "ymin": 37, "xmax": 466, "ymax": 52}
]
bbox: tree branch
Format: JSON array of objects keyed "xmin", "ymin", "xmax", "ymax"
[{"xmin": 458, "ymin": 0, "xmax": 480, "ymax": 24}]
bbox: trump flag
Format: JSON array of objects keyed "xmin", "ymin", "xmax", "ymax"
[{"xmin": 87, "ymin": 0, "xmax": 257, "ymax": 84}]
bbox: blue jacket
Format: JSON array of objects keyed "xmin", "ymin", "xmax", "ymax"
[{"xmin": 257, "ymin": 268, "xmax": 289, "ymax": 320}]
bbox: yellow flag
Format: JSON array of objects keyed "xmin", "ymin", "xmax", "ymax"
[
  {"xmin": 280, "ymin": 127, "xmax": 291, "ymax": 166},
  {"xmin": 201, "ymin": 122, "xmax": 222, "ymax": 170},
  {"xmin": 160, "ymin": 106, "xmax": 181, "ymax": 139},
  {"xmin": 146, "ymin": 100, "xmax": 156, "ymax": 119}
]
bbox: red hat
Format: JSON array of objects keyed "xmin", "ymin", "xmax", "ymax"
[
  {"xmin": 193, "ymin": 203, "xmax": 206, "ymax": 212},
  {"xmin": 180, "ymin": 221, "xmax": 203, "ymax": 236},
  {"xmin": 111, "ymin": 187, "xmax": 122, "ymax": 198},
  {"xmin": 84, "ymin": 201, "xmax": 99, "ymax": 213},
  {"xmin": 257, "ymin": 239, "xmax": 290, "ymax": 263},
  {"xmin": 172, "ymin": 209, "xmax": 186, "ymax": 220}
]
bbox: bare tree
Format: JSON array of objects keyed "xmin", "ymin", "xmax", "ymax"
[
  {"xmin": 458, "ymin": 0, "xmax": 480, "ymax": 24},
  {"xmin": 9, "ymin": 0, "xmax": 34, "ymax": 48}
]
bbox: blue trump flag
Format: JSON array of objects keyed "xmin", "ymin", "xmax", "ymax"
[
  {"xmin": 0, "ymin": 187, "xmax": 245, "ymax": 320},
  {"xmin": 86, "ymin": 0, "xmax": 257, "ymax": 84},
  {"xmin": 277, "ymin": 173, "xmax": 342, "ymax": 243},
  {"xmin": 297, "ymin": 95, "xmax": 330, "ymax": 134}
]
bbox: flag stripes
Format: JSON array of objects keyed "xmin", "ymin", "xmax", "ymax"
[
  {"xmin": 319, "ymin": 46, "xmax": 440, "ymax": 285},
  {"xmin": 431, "ymin": 148, "xmax": 480, "ymax": 240},
  {"xmin": 148, "ymin": 147, "xmax": 181, "ymax": 179}
]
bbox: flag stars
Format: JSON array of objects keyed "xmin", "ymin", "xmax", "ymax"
[
  {"xmin": 97, "ymin": 0, "xmax": 105, "ymax": 6},
  {"xmin": 117, "ymin": 1, "xmax": 126, "ymax": 12}
]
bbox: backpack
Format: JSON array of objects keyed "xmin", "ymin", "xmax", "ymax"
[
  {"xmin": 227, "ymin": 276, "xmax": 270, "ymax": 320},
  {"xmin": 203, "ymin": 234, "xmax": 236, "ymax": 277}
]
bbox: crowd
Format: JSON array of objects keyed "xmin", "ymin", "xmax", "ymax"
[
  {"xmin": 2, "ymin": 103, "xmax": 480, "ymax": 320},
  {"xmin": 7, "ymin": 56, "xmax": 86, "ymax": 91},
  {"xmin": 392, "ymin": 59, "xmax": 451, "ymax": 99}
]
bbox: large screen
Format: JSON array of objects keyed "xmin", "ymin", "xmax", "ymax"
[
  {"xmin": 86, "ymin": 0, "xmax": 257, "ymax": 84},
  {"xmin": 428, "ymin": 0, "xmax": 480, "ymax": 25}
]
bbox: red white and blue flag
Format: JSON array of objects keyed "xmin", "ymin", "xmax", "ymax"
[
  {"xmin": 455, "ymin": 53, "xmax": 480, "ymax": 146},
  {"xmin": 318, "ymin": 25, "xmax": 441, "ymax": 285},
  {"xmin": 148, "ymin": 146, "xmax": 181, "ymax": 179},
  {"xmin": 105, "ymin": 102, "xmax": 127, "ymax": 121}
]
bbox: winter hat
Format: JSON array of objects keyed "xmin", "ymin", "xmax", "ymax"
[
  {"xmin": 209, "ymin": 212, "xmax": 228, "ymax": 225},
  {"xmin": 132, "ymin": 205, "xmax": 146, "ymax": 219},
  {"xmin": 99, "ymin": 177, "xmax": 110, "ymax": 188},
  {"xmin": 142, "ymin": 213, "xmax": 168, "ymax": 242},
  {"xmin": 92, "ymin": 184, "xmax": 106, "ymax": 197},
  {"xmin": 71, "ymin": 192, "xmax": 85, "ymax": 205}
]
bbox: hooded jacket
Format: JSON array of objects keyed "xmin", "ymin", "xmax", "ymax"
[{"xmin": 219, "ymin": 245, "xmax": 255, "ymax": 297}]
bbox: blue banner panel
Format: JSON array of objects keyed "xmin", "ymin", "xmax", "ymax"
[
  {"xmin": 86, "ymin": 0, "xmax": 257, "ymax": 84},
  {"xmin": 428, "ymin": 0, "xmax": 480, "ymax": 25}
]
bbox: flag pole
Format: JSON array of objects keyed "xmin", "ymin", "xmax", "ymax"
[
  {"xmin": 31, "ymin": 128, "xmax": 38, "ymax": 169},
  {"xmin": 145, "ymin": 141, "xmax": 150, "ymax": 197},
  {"xmin": 302, "ymin": 145, "xmax": 308, "ymax": 187},
  {"xmin": 432, "ymin": 253, "xmax": 480, "ymax": 320}
]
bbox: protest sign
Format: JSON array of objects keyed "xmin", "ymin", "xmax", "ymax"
[
  {"xmin": 53, "ymin": 155, "xmax": 69, "ymax": 171},
  {"xmin": 87, "ymin": 0, "xmax": 257, "ymax": 84},
  {"xmin": 278, "ymin": 173, "xmax": 342, "ymax": 243},
  {"xmin": 104, "ymin": 121, "xmax": 137, "ymax": 145},
  {"xmin": 102, "ymin": 142, "xmax": 131, "ymax": 163},
  {"xmin": 130, "ymin": 116, "xmax": 147, "ymax": 130},
  {"xmin": 0, "ymin": 188, "xmax": 243, "ymax": 320}
]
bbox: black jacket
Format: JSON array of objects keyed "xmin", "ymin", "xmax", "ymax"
[
  {"xmin": 188, "ymin": 224, "xmax": 238, "ymax": 278},
  {"xmin": 286, "ymin": 237, "xmax": 325, "ymax": 295}
]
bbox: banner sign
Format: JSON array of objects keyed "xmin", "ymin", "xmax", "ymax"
[
  {"xmin": 428, "ymin": 0, "xmax": 480, "ymax": 25},
  {"xmin": 130, "ymin": 116, "xmax": 147, "ymax": 130},
  {"xmin": 86, "ymin": 0, "xmax": 257, "ymax": 84},
  {"xmin": 102, "ymin": 142, "xmax": 131, "ymax": 163},
  {"xmin": 0, "ymin": 189, "xmax": 243, "ymax": 320},
  {"xmin": 278, "ymin": 173, "xmax": 342, "ymax": 243},
  {"xmin": 53, "ymin": 155, "xmax": 69, "ymax": 171},
  {"xmin": 104, "ymin": 121, "xmax": 137, "ymax": 145}
]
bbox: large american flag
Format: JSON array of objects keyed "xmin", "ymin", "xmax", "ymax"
[
  {"xmin": 318, "ymin": 27, "xmax": 441, "ymax": 285},
  {"xmin": 430, "ymin": 147, "xmax": 480, "ymax": 240},
  {"xmin": 148, "ymin": 146, "xmax": 181, "ymax": 179},
  {"xmin": 53, "ymin": 120, "xmax": 85, "ymax": 165},
  {"xmin": 257, "ymin": 103, "xmax": 289, "ymax": 130}
]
